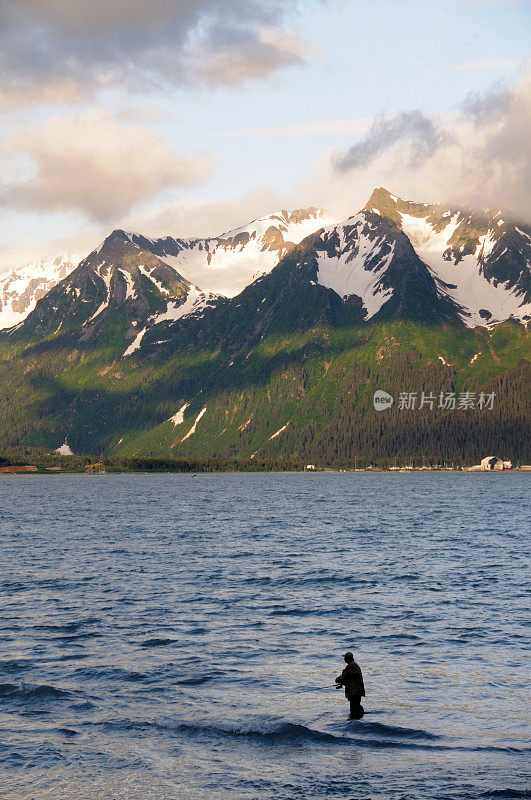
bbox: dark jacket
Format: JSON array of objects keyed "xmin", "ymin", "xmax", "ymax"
[{"xmin": 336, "ymin": 660, "xmax": 365, "ymax": 699}]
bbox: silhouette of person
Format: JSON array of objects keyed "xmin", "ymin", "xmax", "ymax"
[{"xmin": 335, "ymin": 651, "xmax": 365, "ymax": 718}]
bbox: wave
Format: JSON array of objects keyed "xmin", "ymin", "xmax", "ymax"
[
  {"xmin": 0, "ymin": 745, "xmax": 64, "ymax": 769},
  {"xmin": 69, "ymin": 700, "xmax": 97, "ymax": 711},
  {"xmin": 356, "ymin": 720, "xmax": 441, "ymax": 740},
  {"xmin": 158, "ymin": 717, "xmax": 341, "ymax": 744},
  {"xmin": 70, "ymin": 667, "xmax": 149, "ymax": 682},
  {"xmin": 57, "ymin": 727, "xmax": 80, "ymax": 737},
  {"xmin": 57, "ymin": 653, "xmax": 91, "ymax": 663},
  {"xmin": 269, "ymin": 607, "xmax": 328, "ymax": 617},
  {"xmin": 0, "ymin": 682, "xmax": 71, "ymax": 703},
  {"xmin": 155, "ymin": 716, "xmax": 439, "ymax": 747},
  {"xmin": 152, "ymin": 716, "xmax": 528, "ymax": 754},
  {"xmin": 33, "ymin": 617, "xmax": 101, "ymax": 633},
  {"xmin": 0, "ymin": 659, "xmax": 32, "ymax": 674},
  {"xmin": 175, "ymin": 670, "xmax": 227, "ymax": 686},
  {"xmin": 139, "ymin": 638, "xmax": 177, "ymax": 648},
  {"xmin": 54, "ymin": 631, "xmax": 103, "ymax": 642}
]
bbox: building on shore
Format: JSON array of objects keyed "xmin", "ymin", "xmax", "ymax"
[{"xmin": 468, "ymin": 457, "xmax": 512, "ymax": 472}]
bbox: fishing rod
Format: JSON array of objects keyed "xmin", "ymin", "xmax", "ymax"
[{"xmin": 293, "ymin": 685, "xmax": 341, "ymax": 693}]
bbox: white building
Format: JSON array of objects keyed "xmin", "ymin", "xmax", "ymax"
[
  {"xmin": 480, "ymin": 456, "xmax": 509, "ymax": 471},
  {"xmin": 468, "ymin": 456, "xmax": 512, "ymax": 471}
]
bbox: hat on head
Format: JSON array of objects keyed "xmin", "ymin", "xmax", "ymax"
[{"xmin": 343, "ymin": 651, "xmax": 354, "ymax": 662}]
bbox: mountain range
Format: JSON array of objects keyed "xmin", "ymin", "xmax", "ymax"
[{"xmin": 0, "ymin": 189, "xmax": 529, "ymax": 466}]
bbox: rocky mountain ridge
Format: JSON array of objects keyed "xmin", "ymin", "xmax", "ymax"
[
  {"xmin": 3, "ymin": 192, "xmax": 529, "ymax": 348},
  {"xmin": 0, "ymin": 186, "xmax": 528, "ymax": 464},
  {"xmin": 365, "ymin": 188, "xmax": 531, "ymax": 325}
]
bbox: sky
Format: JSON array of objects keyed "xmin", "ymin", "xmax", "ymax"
[{"xmin": 0, "ymin": 0, "xmax": 529, "ymax": 271}]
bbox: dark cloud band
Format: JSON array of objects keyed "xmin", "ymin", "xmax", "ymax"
[{"xmin": 0, "ymin": 0, "xmax": 306, "ymax": 106}]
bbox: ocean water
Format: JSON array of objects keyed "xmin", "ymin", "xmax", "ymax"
[{"xmin": 0, "ymin": 473, "xmax": 529, "ymax": 800}]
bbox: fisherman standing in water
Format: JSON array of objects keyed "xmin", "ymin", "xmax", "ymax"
[{"xmin": 335, "ymin": 651, "xmax": 365, "ymax": 718}]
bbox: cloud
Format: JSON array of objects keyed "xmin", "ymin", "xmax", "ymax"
[
  {"xmin": 335, "ymin": 112, "xmax": 448, "ymax": 172},
  {"xmin": 123, "ymin": 186, "xmax": 283, "ymax": 239},
  {"xmin": 1, "ymin": 110, "xmax": 211, "ymax": 222},
  {"xmin": 307, "ymin": 71, "xmax": 531, "ymax": 222},
  {"xmin": 196, "ymin": 28, "xmax": 307, "ymax": 87},
  {"xmin": 0, "ymin": 0, "xmax": 309, "ymax": 108}
]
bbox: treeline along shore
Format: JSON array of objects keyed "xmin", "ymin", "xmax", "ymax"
[
  {"xmin": 0, "ymin": 448, "xmax": 303, "ymax": 474},
  {"xmin": 1, "ymin": 448, "xmax": 529, "ymax": 474}
]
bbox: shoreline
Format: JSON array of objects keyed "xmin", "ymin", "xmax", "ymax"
[{"xmin": 1, "ymin": 468, "xmax": 529, "ymax": 476}]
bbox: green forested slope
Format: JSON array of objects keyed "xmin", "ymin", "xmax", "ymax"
[{"xmin": 0, "ymin": 316, "xmax": 528, "ymax": 466}]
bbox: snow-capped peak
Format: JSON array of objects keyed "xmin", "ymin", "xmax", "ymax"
[
  {"xmin": 0, "ymin": 254, "xmax": 80, "ymax": 330},
  {"xmin": 4, "ymin": 193, "xmax": 529, "ymax": 338},
  {"xmin": 314, "ymin": 212, "xmax": 396, "ymax": 319},
  {"xmin": 138, "ymin": 207, "xmax": 336, "ymax": 298},
  {"xmin": 364, "ymin": 188, "xmax": 531, "ymax": 326},
  {"xmin": 397, "ymin": 210, "xmax": 531, "ymax": 326},
  {"xmin": 218, "ymin": 207, "xmax": 332, "ymax": 244}
]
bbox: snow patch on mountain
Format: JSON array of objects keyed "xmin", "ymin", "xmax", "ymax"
[
  {"xmin": 86, "ymin": 266, "xmax": 113, "ymax": 324},
  {"xmin": 220, "ymin": 209, "xmax": 332, "ymax": 244},
  {"xmin": 155, "ymin": 208, "xmax": 335, "ymax": 297},
  {"xmin": 120, "ymin": 269, "xmax": 136, "ymax": 300},
  {"xmin": 316, "ymin": 215, "xmax": 395, "ymax": 318},
  {"xmin": 180, "ymin": 407, "xmax": 207, "ymax": 441},
  {"xmin": 515, "ymin": 226, "xmax": 531, "ymax": 241},
  {"xmin": 0, "ymin": 255, "xmax": 79, "ymax": 330},
  {"xmin": 268, "ymin": 421, "xmax": 290, "ymax": 440},
  {"xmin": 168, "ymin": 403, "xmax": 189, "ymax": 426},
  {"xmin": 123, "ymin": 326, "xmax": 147, "ymax": 357},
  {"xmin": 399, "ymin": 212, "xmax": 531, "ymax": 326},
  {"xmin": 150, "ymin": 287, "xmax": 217, "ymax": 326},
  {"xmin": 160, "ymin": 243, "xmax": 270, "ymax": 298},
  {"xmin": 138, "ymin": 264, "xmax": 171, "ymax": 297},
  {"xmin": 122, "ymin": 287, "xmax": 217, "ymax": 357},
  {"xmin": 239, "ymin": 415, "xmax": 253, "ymax": 431}
]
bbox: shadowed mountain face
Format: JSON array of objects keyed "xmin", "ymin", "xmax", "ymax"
[
  {"xmin": 307, "ymin": 211, "xmax": 463, "ymax": 323},
  {"xmin": 14, "ymin": 230, "xmax": 192, "ymax": 344},
  {"xmin": 119, "ymin": 210, "xmax": 462, "ymax": 365},
  {"xmin": 135, "ymin": 237, "xmax": 366, "ymax": 362},
  {"xmin": 3, "ymin": 208, "xmax": 334, "ymax": 353}
]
